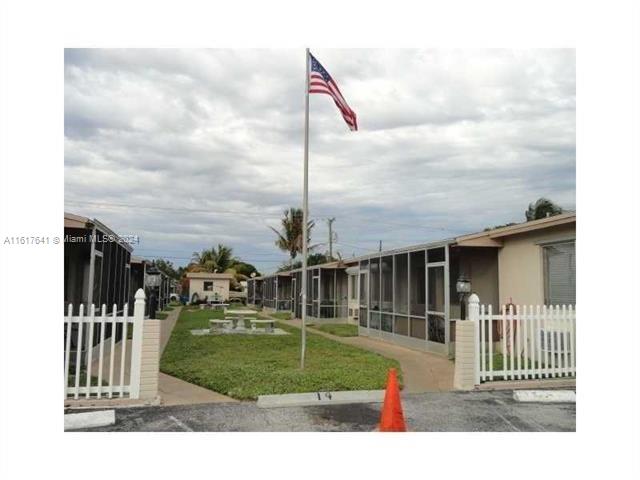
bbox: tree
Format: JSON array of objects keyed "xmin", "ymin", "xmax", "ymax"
[
  {"xmin": 153, "ymin": 258, "xmax": 180, "ymax": 279},
  {"xmin": 269, "ymin": 207, "xmax": 316, "ymax": 265},
  {"xmin": 231, "ymin": 261, "xmax": 261, "ymax": 278},
  {"xmin": 190, "ymin": 243, "xmax": 236, "ymax": 273},
  {"xmin": 525, "ymin": 198, "xmax": 563, "ymax": 221},
  {"xmin": 483, "ymin": 222, "xmax": 517, "ymax": 232},
  {"xmin": 185, "ymin": 245, "xmax": 261, "ymax": 292},
  {"xmin": 276, "ymin": 253, "xmax": 334, "ymax": 272}
]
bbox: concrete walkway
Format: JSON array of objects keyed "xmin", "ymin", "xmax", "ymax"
[
  {"xmin": 158, "ymin": 306, "xmax": 236, "ymax": 405},
  {"xmin": 280, "ymin": 318, "xmax": 454, "ymax": 393}
]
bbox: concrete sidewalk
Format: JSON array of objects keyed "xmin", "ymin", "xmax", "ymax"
[
  {"xmin": 158, "ymin": 306, "xmax": 236, "ymax": 405},
  {"xmin": 280, "ymin": 318, "xmax": 454, "ymax": 393}
]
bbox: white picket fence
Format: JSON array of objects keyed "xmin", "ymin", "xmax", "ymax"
[
  {"xmin": 64, "ymin": 289, "xmax": 146, "ymax": 400},
  {"xmin": 469, "ymin": 296, "xmax": 576, "ymax": 384}
]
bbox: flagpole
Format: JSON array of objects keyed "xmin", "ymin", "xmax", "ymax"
[{"xmin": 300, "ymin": 48, "xmax": 310, "ymax": 369}]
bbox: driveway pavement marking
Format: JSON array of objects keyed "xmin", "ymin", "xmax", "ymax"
[{"xmin": 169, "ymin": 415, "xmax": 193, "ymax": 431}]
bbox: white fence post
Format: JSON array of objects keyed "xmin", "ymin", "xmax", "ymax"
[
  {"xmin": 129, "ymin": 288, "xmax": 146, "ymax": 399},
  {"xmin": 468, "ymin": 294, "xmax": 480, "ymax": 386}
]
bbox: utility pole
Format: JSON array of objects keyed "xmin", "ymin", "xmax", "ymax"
[
  {"xmin": 327, "ymin": 217, "xmax": 335, "ymax": 259},
  {"xmin": 379, "ymin": 240, "xmax": 382, "ymax": 252}
]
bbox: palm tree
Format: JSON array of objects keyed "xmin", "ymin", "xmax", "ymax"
[
  {"xmin": 525, "ymin": 198, "xmax": 563, "ymax": 221},
  {"xmin": 269, "ymin": 208, "xmax": 315, "ymax": 265},
  {"xmin": 190, "ymin": 244, "xmax": 236, "ymax": 273}
]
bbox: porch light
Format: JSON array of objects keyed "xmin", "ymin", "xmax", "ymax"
[
  {"xmin": 456, "ymin": 277, "xmax": 471, "ymax": 294},
  {"xmin": 456, "ymin": 276, "xmax": 471, "ymax": 320}
]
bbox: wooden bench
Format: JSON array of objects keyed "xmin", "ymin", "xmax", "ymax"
[
  {"xmin": 250, "ymin": 319, "xmax": 276, "ymax": 332},
  {"xmin": 209, "ymin": 319, "xmax": 233, "ymax": 333}
]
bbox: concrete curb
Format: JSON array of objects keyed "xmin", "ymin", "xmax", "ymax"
[
  {"xmin": 64, "ymin": 410, "xmax": 116, "ymax": 430},
  {"xmin": 257, "ymin": 390, "xmax": 385, "ymax": 408},
  {"xmin": 513, "ymin": 390, "xmax": 576, "ymax": 403},
  {"xmin": 476, "ymin": 378, "xmax": 576, "ymax": 391}
]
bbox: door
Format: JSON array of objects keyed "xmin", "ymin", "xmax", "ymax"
[
  {"xmin": 291, "ymin": 278, "xmax": 297, "ymax": 315},
  {"xmin": 347, "ymin": 273, "xmax": 359, "ymax": 324},
  {"xmin": 358, "ymin": 270, "xmax": 368, "ymax": 332},
  {"xmin": 426, "ymin": 263, "xmax": 448, "ymax": 355},
  {"xmin": 312, "ymin": 274, "xmax": 320, "ymax": 318}
]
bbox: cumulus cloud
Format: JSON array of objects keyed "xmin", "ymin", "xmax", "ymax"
[{"xmin": 64, "ymin": 48, "xmax": 575, "ymax": 273}]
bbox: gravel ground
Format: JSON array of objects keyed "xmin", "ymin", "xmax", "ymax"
[{"xmin": 69, "ymin": 390, "xmax": 575, "ymax": 432}]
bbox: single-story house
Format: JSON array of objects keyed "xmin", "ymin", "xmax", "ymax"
[
  {"xmin": 247, "ymin": 212, "xmax": 576, "ymax": 357},
  {"xmin": 64, "ymin": 212, "xmax": 133, "ymax": 315},
  {"xmin": 186, "ymin": 272, "xmax": 234, "ymax": 302},
  {"xmin": 64, "ymin": 212, "xmax": 135, "ymax": 365}
]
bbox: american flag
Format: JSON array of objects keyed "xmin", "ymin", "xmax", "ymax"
[{"xmin": 309, "ymin": 52, "xmax": 358, "ymax": 131}]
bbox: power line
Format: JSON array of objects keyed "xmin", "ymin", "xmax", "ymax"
[
  {"xmin": 65, "ymin": 198, "xmax": 462, "ymax": 232},
  {"xmin": 137, "ymin": 255, "xmax": 288, "ymax": 263},
  {"xmin": 333, "ymin": 241, "xmax": 379, "ymax": 253},
  {"xmin": 65, "ymin": 199, "xmax": 283, "ymax": 219},
  {"xmin": 135, "ymin": 248, "xmax": 285, "ymax": 257}
]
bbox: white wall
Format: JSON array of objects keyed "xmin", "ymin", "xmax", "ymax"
[{"xmin": 188, "ymin": 278, "xmax": 230, "ymax": 301}]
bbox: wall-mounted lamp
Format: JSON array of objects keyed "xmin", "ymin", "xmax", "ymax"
[
  {"xmin": 456, "ymin": 277, "xmax": 471, "ymax": 295},
  {"xmin": 456, "ymin": 276, "xmax": 471, "ymax": 320}
]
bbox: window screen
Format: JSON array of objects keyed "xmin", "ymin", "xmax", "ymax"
[{"xmin": 544, "ymin": 241, "xmax": 576, "ymax": 305}]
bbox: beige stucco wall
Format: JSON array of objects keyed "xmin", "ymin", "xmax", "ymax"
[
  {"xmin": 189, "ymin": 278, "xmax": 230, "ymax": 301},
  {"xmin": 498, "ymin": 223, "xmax": 576, "ymax": 306}
]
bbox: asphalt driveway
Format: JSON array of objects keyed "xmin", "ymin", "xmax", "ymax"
[{"xmin": 69, "ymin": 390, "xmax": 575, "ymax": 432}]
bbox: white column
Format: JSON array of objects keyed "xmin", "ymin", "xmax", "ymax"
[
  {"xmin": 129, "ymin": 288, "xmax": 146, "ymax": 399},
  {"xmin": 453, "ymin": 293, "xmax": 480, "ymax": 390},
  {"xmin": 468, "ymin": 293, "xmax": 480, "ymax": 386}
]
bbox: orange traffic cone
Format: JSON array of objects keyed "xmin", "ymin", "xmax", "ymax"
[{"xmin": 378, "ymin": 368, "xmax": 407, "ymax": 432}]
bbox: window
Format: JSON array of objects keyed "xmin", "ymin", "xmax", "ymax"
[
  {"xmin": 544, "ymin": 241, "xmax": 576, "ymax": 305},
  {"xmin": 428, "ymin": 266, "xmax": 445, "ymax": 312},
  {"xmin": 409, "ymin": 250, "xmax": 425, "ymax": 315},
  {"xmin": 370, "ymin": 258, "xmax": 380, "ymax": 311},
  {"xmin": 204, "ymin": 281, "xmax": 213, "ymax": 291},
  {"xmin": 381, "ymin": 256, "xmax": 393, "ymax": 312},
  {"xmin": 427, "ymin": 247, "xmax": 445, "ymax": 263},
  {"xmin": 349, "ymin": 275, "xmax": 357, "ymax": 300},
  {"xmin": 394, "ymin": 253, "xmax": 408, "ymax": 314}
]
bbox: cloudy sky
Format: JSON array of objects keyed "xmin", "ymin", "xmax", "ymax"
[{"xmin": 64, "ymin": 49, "xmax": 575, "ymax": 274}]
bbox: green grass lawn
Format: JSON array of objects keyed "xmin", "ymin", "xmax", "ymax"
[
  {"xmin": 155, "ymin": 312, "xmax": 168, "ymax": 320},
  {"xmin": 160, "ymin": 308, "xmax": 401, "ymax": 400},
  {"xmin": 264, "ymin": 311, "xmax": 292, "ymax": 321},
  {"xmin": 163, "ymin": 306, "xmax": 174, "ymax": 312},
  {"xmin": 479, "ymin": 352, "xmax": 548, "ymax": 372},
  {"xmin": 227, "ymin": 303, "xmax": 255, "ymax": 310},
  {"xmin": 67, "ymin": 370, "xmax": 108, "ymax": 387},
  {"xmin": 313, "ymin": 323, "xmax": 359, "ymax": 337}
]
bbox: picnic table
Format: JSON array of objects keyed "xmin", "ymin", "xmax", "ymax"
[
  {"xmin": 199, "ymin": 303, "xmax": 229, "ymax": 310},
  {"xmin": 250, "ymin": 319, "xmax": 276, "ymax": 332},
  {"xmin": 209, "ymin": 319, "xmax": 233, "ymax": 333},
  {"xmin": 224, "ymin": 309, "xmax": 257, "ymax": 330}
]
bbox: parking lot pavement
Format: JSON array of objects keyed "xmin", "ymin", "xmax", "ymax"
[{"xmin": 71, "ymin": 390, "xmax": 575, "ymax": 432}]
